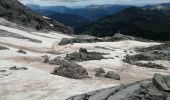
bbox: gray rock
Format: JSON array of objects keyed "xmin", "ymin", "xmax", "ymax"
[
  {"xmin": 95, "ymin": 72, "xmax": 105, "ymax": 77},
  {"xmin": 0, "ymin": 0, "xmax": 73, "ymax": 34},
  {"xmin": 51, "ymin": 58, "xmax": 89, "ymax": 79},
  {"xmin": 104, "ymin": 71, "xmax": 120, "ymax": 80},
  {"xmin": 65, "ymin": 48, "xmax": 106, "ymax": 61},
  {"xmin": 94, "ymin": 68, "xmax": 105, "ymax": 73},
  {"xmin": 17, "ymin": 49, "xmax": 27, "ymax": 54},
  {"xmin": 0, "ymin": 70, "xmax": 6, "ymax": 72},
  {"xmin": 0, "ymin": 46, "xmax": 9, "ymax": 50},
  {"xmin": 67, "ymin": 74, "xmax": 170, "ymax": 100},
  {"xmin": 153, "ymin": 73, "xmax": 170, "ymax": 91},
  {"xmin": 42, "ymin": 55, "xmax": 50, "ymax": 63},
  {"xmin": 9, "ymin": 66, "xmax": 28, "ymax": 70}
]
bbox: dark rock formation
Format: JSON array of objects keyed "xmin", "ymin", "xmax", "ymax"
[
  {"xmin": 135, "ymin": 62, "xmax": 168, "ymax": 70},
  {"xmin": 43, "ymin": 56, "xmax": 89, "ymax": 79},
  {"xmin": 53, "ymin": 61, "xmax": 89, "ymax": 79},
  {"xmin": 67, "ymin": 74, "xmax": 170, "ymax": 100},
  {"xmin": 42, "ymin": 55, "xmax": 50, "ymax": 63},
  {"xmin": 0, "ymin": 0, "xmax": 73, "ymax": 34},
  {"xmin": 65, "ymin": 48, "xmax": 107, "ymax": 61},
  {"xmin": 59, "ymin": 33, "xmax": 151, "ymax": 46},
  {"xmin": 9, "ymin": 66, "xmax": 28, "ymax": 70},
  {"xmin": 94, "ymin": 68, "xmax": 105, "ymax": 73},
  {"xmin": 123, "ymin": 41, "xmax": 170, "ymax": 70},
  {"xmin": 58, "ymin": 35, "xmax": 103, "ymax": 45},
  {"xmin": 104, "ymin": 71, "xmax": 120, "ymax": 80},
  {"xmin": 0, "ymin": 70, "xmax": 6, "ymax": 72},
  {"xmin": 94, "ymin": 68, "xmax": 120, "ymax": 80},
  {"xmin": 0, "ymin": 46, "xmax": 9, "ymax": 50},
  {"xmin": 17, "ymin": 49, "xmax": 27, "ymax": 54}
]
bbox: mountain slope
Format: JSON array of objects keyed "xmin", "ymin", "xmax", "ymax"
[
  {"xmin": 27, "ymin": 4, "xmax": 129, "ymax": 21},
  {"xmin": 0, "ymin": 0, "xmax": 73, "ymax": 34},
  {"xmin": 80, "ymin": 7, "xmax": 170, "ymax": 40},
  {"xmin": 143, "ymin": 3, "xmax": 170, "ymax": 15},
  {"xmin": 36, "ymin": 9, "xmax": 90, "ymax": 30}
]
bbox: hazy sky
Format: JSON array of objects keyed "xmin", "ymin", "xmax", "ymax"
[{"xmin": 19, "ymin": 0, "xmax": 170, "ymax": 6}]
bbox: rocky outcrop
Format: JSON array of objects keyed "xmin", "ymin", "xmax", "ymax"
[
  {"xmin": 95, "ymin": 69, "xmax": 120, "ymax": 80},
  {"xmin": 0, "ymin": 0, "xmax": 73, "ymax": 34},
  {"xmin": 52, "ymin": 60, "xmax": 89, "ymax": 79},
  {"xmin": 17, "ymin": 49, "xmax": 27, "ymax": 54},
  {"xmin": 67, "ymin": 74, "xmax": 170, "ymax": 100},
  {"xmin": 43, "ymin": 56, "xmax": 89, "ymax": 79},
  {"xmin": 65, "ymin": 48, "xmax": 107, "ymax": 61},
  {"xmin": 104, "ymin": 71, "xmax": 120, "ymax": 80},
  {"xmin": 59, "ymin": 33, "xmax": 151, "ymax": 45},
  {"xmin": 9, "ymin": 66, "xmax": 28, "ymax": 70},
  {"xmin": 123, "ymin": 41, "xmax": 170, "ymax": 70},
  {"xmin": 0, "ymin": 46, "xmax": 9, "ymax": 50},
  {"xmin": 58, "ymin": 35, "xmax": 103, "ymax": 45}
]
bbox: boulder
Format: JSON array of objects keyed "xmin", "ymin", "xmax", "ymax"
[
  {"xmin": 65, "ymin": 48, "xmax": 106, "ymax": 61},
  {"xmin": 17, "ymin": 49, "xmax": 27, "ymax": 54},
  {"xmin": 95, "ymin": 72, "xmax": 105, "ymax": 77},
  {"xmin": 52, "ymin": 59, "xmax": 89, "ymax": 79},
  {"xmin": 94, "ymin": 68, "xmax": 105, "ymax": 73},
  {"xmin": 104, "ymin": 71, "xmax": 120, "ymax": 80}
]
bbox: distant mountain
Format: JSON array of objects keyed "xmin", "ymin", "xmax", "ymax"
[
  {"xmin": 80, "ymin": 7, "xmax": 170, "ymax": 40},
  {"xmin": 27, "ymin": 4, "xmax": 129, "ymax": 21},
  {"xmin": 72, "ymin": 4, "xmax": 130, "ymax": 21},
  {"xmin": 0, "ymin": 0, "xmax": 73, "ymax": 34},
  {"xmin": 35, "ymin": 9, "xmax": 90, "ymax": 32},
  {"xmin": 143, "ymin": 3, "xmax": 170, "ymax": 15},
  {"xmin": 47, "ymin": 12, "xmax": 90, "ymax": 30}
]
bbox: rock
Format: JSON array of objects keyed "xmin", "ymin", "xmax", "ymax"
[
  {"xmin": 17, "ymin": 49, "xmax": 27, "ymax": 54},
  {"xmin": 0, "ymin": 70, "xmax": 6, "ymax": 72},
  {"xmin": 58, "ymin": 36, "xmax": 103, "ymax": 45},
  {"xmin": 65, "ymin": 48, "xmax": 106, "ymax": 61},
  {"xmin": 104, "ymin": 71, "xmax": 120, "ymax": 80},
  {"xmin": 95, "ymin": 72, "xmax": 105, "ymax": 77},
  {"xmin": 153, "ymin": 73, "xmax": 170, "ymax": 91},
  {"xmin": 42, "ymin": 55, "xmax": 50, "ymax": 63},
  {"xmin": 135, "ymin": 62, "xmax": 168, "ymax": 70},
  {"xmin": 9, "ymin": 66, "xmax": 28, "ymax": 70},
  {"xmin": 52, "ymin": 59, "xmax": 89, "ymax": 79},
  {"xmin": 94, "ymin": 68, "xmax": 105, "ymax": 73},
  {"xmin": 0, "ymin": 46, "xmax": 9, "ymax": 50},
  {"xmin": 0, "ymin": 0, "xmax": 73, "ymax": 34},
  {"xmin": 67, "ymin": 74, "xmax": 170, "ymax": 100},
  {"xmin": 79, "ymin": 48, "xmax": 88, "ymax": 53}
]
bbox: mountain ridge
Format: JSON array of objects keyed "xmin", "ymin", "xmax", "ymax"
[
  {"xmin": 79, "ymin": 6, "xmax": 170, "ymax": 40},
  {"xmin": 0, "ymin": 0, "xmax": 73, "ymax": 34}
]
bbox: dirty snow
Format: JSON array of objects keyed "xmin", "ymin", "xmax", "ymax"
[{"xmin": 0, "ymin": 18, "xmax": 170, "ymax": 100}]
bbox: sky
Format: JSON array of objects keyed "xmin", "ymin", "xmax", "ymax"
[{"xmin": 19, "ymin": 0, "xmax": 170, "ymax": 6}]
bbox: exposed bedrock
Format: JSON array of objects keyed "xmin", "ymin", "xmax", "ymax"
[
  {"xmin": 67, "ymin": 74, "xmax": 170, "ymax": 100},
  {"xmin": 65, "ymin": 48, "xmax": 107, "ymax": 61},
  {"xmin": 123, "ymin": 41, "xmax": 170, "ymax": 70},
  {"xmin": 43, "ymin": 56, "xmax": 89, "ymax": 79},
  {"xmin": 59, "ymin": 33, "xmax": 151, "ymax": 45}
]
